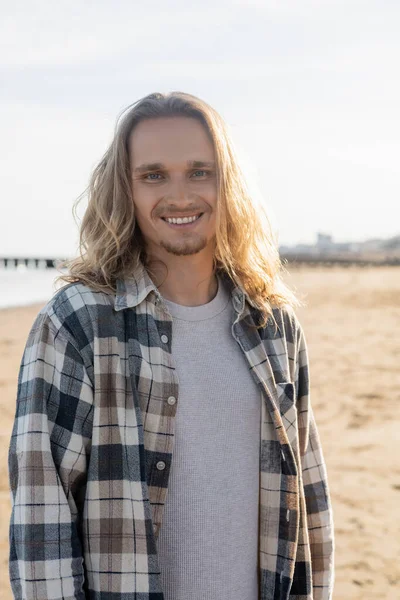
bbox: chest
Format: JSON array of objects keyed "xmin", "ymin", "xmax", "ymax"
[{"xmin": 91, "ymin": 302, "xmax": 299, "ymax": 490}]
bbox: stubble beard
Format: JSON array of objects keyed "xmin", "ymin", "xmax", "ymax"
[{"xmin": 159, "ymin": 234, "xmax": 209, "ymax": 256}]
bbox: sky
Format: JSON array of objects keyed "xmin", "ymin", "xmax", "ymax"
[{"xmin": 1, "ymin": 0, "xmax": 399, "ymax": 258}]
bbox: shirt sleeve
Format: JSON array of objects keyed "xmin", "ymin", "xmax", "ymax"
[
  {"xmin": 8, "ymin": 309, "xmax": 94, "ymax": 600},
  {"xmin": 295, "ymin": 321, "xmax": 335, "ymax": 600}
]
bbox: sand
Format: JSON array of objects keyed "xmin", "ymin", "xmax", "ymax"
[{"xmin": 1, "ymin": 266, "xmax": 399, "ymax": 599}]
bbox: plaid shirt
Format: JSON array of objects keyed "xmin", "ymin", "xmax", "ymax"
[{"xmin": 8, "ymin": 261, "xmax": 334, "ymax": 600}]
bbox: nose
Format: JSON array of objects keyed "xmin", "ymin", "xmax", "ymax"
[
  {"xmin": 169, "ymin": 176, "xmax": 189, "ymax": 201},
  {"xmin": 165, "ymin": 177, "xmax": 196, "ymax": 207}
]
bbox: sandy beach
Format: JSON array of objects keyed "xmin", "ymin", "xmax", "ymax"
[{"xmin": 1, "ymin": 266, "xmax": 399, "ymax": 599}]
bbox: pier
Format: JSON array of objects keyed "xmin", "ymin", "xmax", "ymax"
[
  {"xmin": 1, "ymin": 254, "xmax": 399, "ymax": 271},
  {"xmin": 0, "ymin": 257, "xmax": 68, "ymax": 269}
]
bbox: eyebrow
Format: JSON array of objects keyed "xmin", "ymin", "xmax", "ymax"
[{"xmin": 133, "ymin": 160, "xmax": 216, "ymax": 174}]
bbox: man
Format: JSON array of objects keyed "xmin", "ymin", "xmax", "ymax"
[{"xmin": 8, "ymin": 91, "xmax": 334, "ymax": 600}]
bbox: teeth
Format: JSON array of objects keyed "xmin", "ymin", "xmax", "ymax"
[{"xmin": 164, "ymin": 214, "xmax": 201, "ymax": 224}]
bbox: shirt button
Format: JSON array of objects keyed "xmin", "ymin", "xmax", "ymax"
[
  {"xmin": 167, "ymin": 396, "xmax": 176, "ymax": 405},
  {"xmin": 156, "ymin": 461, "xmax": 166, "ymax": 471},
  {"xmin": 161, "ymin": 334, "xmax": 169, "ymax": 343}
]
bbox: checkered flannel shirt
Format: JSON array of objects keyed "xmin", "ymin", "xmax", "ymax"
[{"xmin": 8, "ymin": 261, "xmax": 334, "ymax": 599}]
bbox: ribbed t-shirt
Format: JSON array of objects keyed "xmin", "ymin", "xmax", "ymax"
[{"xmin": 155, "ymin": 274, "xmax": 261, "ymax": 600}]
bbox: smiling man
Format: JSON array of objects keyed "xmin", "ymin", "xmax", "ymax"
[
  {"xmin": 8, "ymin": 91, "xmax": 335, "ymax": 600},
  {"xmin": 129, "ymin": 116, "xmax": 219, "ymax": 306}
]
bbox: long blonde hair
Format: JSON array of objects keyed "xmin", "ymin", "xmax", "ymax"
[{"xmin": 56, "ymin": 91, "xmax": 303, "ymax": 328}]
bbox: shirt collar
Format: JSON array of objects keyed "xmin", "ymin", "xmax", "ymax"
[
  {"xmin": 114, "ymin": 260, "xmax": 257, "ymax": 313},
  {"xmin": 114, "ymin": 261, "xmax": 159, "ymax": 311}
]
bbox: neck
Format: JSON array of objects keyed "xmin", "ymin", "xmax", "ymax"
[{"xmin": 145, "ymin": 255, "xmax": 218, "ymax": 307}]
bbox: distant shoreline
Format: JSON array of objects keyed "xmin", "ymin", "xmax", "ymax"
[
  {"xmin": 0, "ymin": 302, "xmax": 46, "ymax": 314},
  {"xmin": 1, "ymin": 263, "xmax": 399, "ymax": 313}
]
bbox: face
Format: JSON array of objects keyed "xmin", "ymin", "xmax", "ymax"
[{"xmin": 129, "ymin": 117, "xmax": 218, "ymax": 260}]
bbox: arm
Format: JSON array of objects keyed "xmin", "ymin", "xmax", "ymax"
[
  {"xmin": 295, "ymin": 321, "xmax": 335, "ymax": 600},
  {"xmin": 8, "ymin": 310, "xmax": 93, "ymax": 600}
]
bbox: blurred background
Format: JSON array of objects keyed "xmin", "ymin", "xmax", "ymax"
[{"xmin": 1, "ymin": 2, "xmax": 399, "ymax": 598}]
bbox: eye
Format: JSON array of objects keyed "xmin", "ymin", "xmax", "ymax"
[
  {"xmin": 142, "ymin": 169, "xmax": 212, "ymax": 182},
  {"xmin": 144, "ymin": 173, "xmax": 162, "ymax": 181}
]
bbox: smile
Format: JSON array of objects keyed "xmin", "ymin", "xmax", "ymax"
[{"xmin": 161, "ymin": 213, "xmax": 204, "ymax": 228}]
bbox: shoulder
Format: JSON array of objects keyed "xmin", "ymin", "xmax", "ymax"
[
  {"xmin": 35, "ymin": 280, "xmax": 116, "ymax": 352},
  {"xmin": 268, "ymin": 302, "xmax": 303, "ymax": 344}
]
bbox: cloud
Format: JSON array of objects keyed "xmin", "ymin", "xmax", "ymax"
[
  {"xmin": 1, "ymin": 0, "xmax": 399, "ymax": 253},
  {"xmin": 0, "ymin": 1, "xmax": 199, "ymax": 68}
]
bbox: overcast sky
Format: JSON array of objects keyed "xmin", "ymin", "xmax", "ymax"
[{"xmin": 1, "ymin": 0, "xmax": 399, "ymax": 258}]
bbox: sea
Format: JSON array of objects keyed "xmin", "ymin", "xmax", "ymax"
[{"xmin": 0, "ymin": 267, "xmax": 66, "ymax": 310}]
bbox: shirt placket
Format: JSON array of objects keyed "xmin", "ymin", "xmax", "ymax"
[{"xmin": 148, "ymin": 294, "xmax": 180, "ymax": 539}]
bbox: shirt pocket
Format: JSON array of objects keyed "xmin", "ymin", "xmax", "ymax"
[{"xmin": 276, "ymin": 381, "xmax": 298, "ymax": 447}]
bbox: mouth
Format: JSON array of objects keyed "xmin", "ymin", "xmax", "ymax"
[{"xmin": 160, "ymin": 212, "xmax": 204, "ymax": 229}]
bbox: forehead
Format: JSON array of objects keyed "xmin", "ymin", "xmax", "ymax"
[{"xmin": 128, "ymin": 117, "xmax": 215, "ymax": 166}]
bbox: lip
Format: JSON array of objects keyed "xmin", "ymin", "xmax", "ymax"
[{"xmin": 160, "ymin": 213, "xmax": 204, "ymax": 229}]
